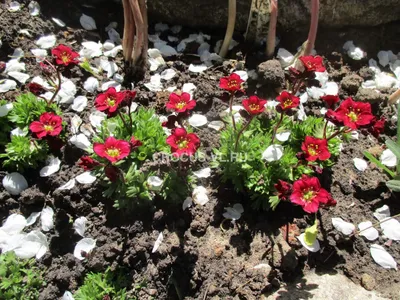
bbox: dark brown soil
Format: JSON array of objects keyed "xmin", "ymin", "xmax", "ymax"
[{"xmin": 0, "ymin": 1, "xmax": 399, "ymax": 300}]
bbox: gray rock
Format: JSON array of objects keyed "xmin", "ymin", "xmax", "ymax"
[
  {"xmin": 257, "ymin": 59, "xmax": 285, "ymax": 88},
  {"xmin": 361, "ymin": 273, "xmax": 376, "ymax": 291},
  {"xmin": 341, "ymin": 74, "xmax": 363, "ymax": 94},
  {"xmin": 356, "ymin": 88, "xmax": 386, "ymax": 103}
]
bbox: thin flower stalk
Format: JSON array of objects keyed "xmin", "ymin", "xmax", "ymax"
[
  {"xmin": 266, "ymin": 0, "xmax": 278, "ymax": 57},
  {"xmin": 271, "ymin": 112, "xmax": 284, "ymax": 143},
  {"xmin": 352, "ymin": 213, "xmax": 400, "ymax": 237},
  {"xmin": 234, "ymin": 116, "xmax": 254, "ymax": 151},
  {"xmin": 229, "ymin": 92, "xmax": 237, "ymax": 131},
  {"xmin": 219, "ymin": 0, "xmax": 236, "ymax": 58},
  {"xmin": 304, "ymin": 0, "xmax": 320, "ymax": 56},
  {"xmin": 389, "ymin": 88, "xmax": 400, "ymax": 105}
]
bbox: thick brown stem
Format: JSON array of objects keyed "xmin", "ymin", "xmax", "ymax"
[
  {"xmin": 122, "ymin": 0, "xmax": 135, "ymax": 62},
  {"xmin": 130, "ymin": 0, "xmax": 144, "ymax": 65},
  {"xmin": 219, "ymin": 0, "xmax": 236, "ymax": 58},
  {"xmin": 389, "ymin": 89, "xmax": 400, "ymax": 105},
  {"xmin": 266, "ymin": 0, "xmax": 278, "ymax": 57},
  {"xmin": 139, "ymin": 0, "xmax": 148, "ymax": 66},
  {"xmin": 304, "ymin": 0, "xmax": 319, "ymax": 56}
]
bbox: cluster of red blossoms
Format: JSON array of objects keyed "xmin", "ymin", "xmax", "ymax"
[
  {"xmin": 51, "ymin": 44, "xmax": 80, "ymax": 67},
  {"xmin": 30, "ymin": 112, "xmax": 63, "ymax": 139}
]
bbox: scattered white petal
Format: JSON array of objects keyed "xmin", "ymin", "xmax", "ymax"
[
  {"xmin": 97, "ymin": 58, "xmax": 118, "ymax": 78},
  {"xmin": 52, "ymin": 17, "xmax": 66, "ymax": 27},
  {"xmin": 83, "ymin": 77, "xmax": 99, "ymax": 93},
  {"xmin": 370, "ymin": 244, "xmax": 397, "ymax": 269},
  {"xmin": 234, "ymin": 70, "xmax": 248, "ymax": 82},
  {"xmin": 35, "ymin": 35, "xmax": 57, "ymax": 49},
  {"xmin": 193, "ymin": 168, "xmax": 211, "ymax": 178},
  {"xmin": 73, "ymin": 217, "xmax": 88, "ymax": 237},
  {"xmin": 351, "ymin": 131, "xmax": 359, "ymax": 140},
  {"xmin": 107, "ymin": 28, "xmax": 121, "ymax": 45},
  {"xmin": 74, "ymin": 238, "xmax": 96, "ymax": 260},
  {"xmin": 171, "ymin": 25, "xmax": 182, "ymax": 34},
  {"xmin": 40, "ymin": 156, "xmax": 61, "ymax": 177},
  {"xmin": 262, "ymin": 145, "xmax": 283, "ymax": 162},
  {"xmin": 378, "ymin": 51, "xmax": 390, "ymax": 67},
  {"xmin": 343, "ymin": 41, "xmax": 366, "ymax": 60},
  {"xmin": 30, "ymin": 49, "xmax": 47, "ymax": 62},
  {"xmin": 1, "ymin": 214, "xmax": 27, "ymax": 235},
  {"xmin": 390, "ymin": 60, "xmax": 400, "ymax": 80},
  {"xmin": 154, "ymin": 43, "xmax": 177, "ymax": 57},
  {"xmin": 62, "ymin": 291, "xmax": 75, "ymax": 300},
  {"xmin": 76, "ymin": 172, "xmax": 97, "ymax": 185},
  {"xmin": 28, "ymin": 1, "xmax": 40, "ymax": 16},
  {"xmin": 113, "ymin": 73, "xmax": 124, "ymax": 83},
  {"xmin": 223, "ymin": 204, "xmax": 244, "ymax": 221},
  {"xmin": 152, "ymin": 232, "xmax": 164, "ymax": 253},
  {"xmin": 297, "ymin": 233, "xmax": 320, "ymax": 252},
  {"xmin": 26, "ymin": 212, "xmax": 41, "ymax": 227},
  {"xmin": 41, "ymin": 207, "xmax": 54, "ymax": 232},
  {"xmin": 380, "ymin": 218, "xmax": 400, "ymax": 241},
  {"xmin": 332, "ymin": 218, "xmax": 355, "ymax": 235},
  {"xmin": 14, "ymin": 230, "xmax": 48, "ymax": 259},
  {"xmin": 276, "ymin": 131, "xmax": 291, "ymax": 142},
  {"xmin": 2, "ymin": 172, "xmax": 28, "ymax": 195},
  {"xmin": 168, "ymin": 36, "xmax": 179, "ymax": 42},
  {"xmin": 5, "ymin": 59, "xmax": 25, "ymax": 73},
  {"xmin": 192, "ymin": 186, "xmax": 209, "ymax": 205},
  {"xmin": 105, "ymin": 22, "xmax": 117, "ymax": 32},
  {"xmin": 374, "ymin": 205, "xmax": 391, "ymax": 221},
  {"xmin": 70, "ymin": 115, "xmax": 82, "ymax": 135},
  {"xmin": 89, "ymin": 111, "xmax": 106, "ymax": 129},
  {"xmin": 182, "ymin": 197, "xmax": 193, "ymax": 210},
  {"xmin": 353, "ymin": 158, "xmax": 368, "ymax": 171},
  {"xmin": 69, "ymin": 134, "xmax": 91, "ymax": 151},
  {"xmin": 315, "ymin": 71, "xmax": 329, "ymax": 86},
  {"xmin": 57, "ymin": 179, "xmax": 76, "ymax": 191},
  {"xmin": 182, "ymin": 83, "xmax": 196, "ymax": 98},
  {"xmin": 224, "ymin": 105, "xmax": 244, "ymax": 122},
  {"xmin": 103, "ymin": 40, "xmax": 115, "ymax": 51},
  {"xmin": 80, "ymin": 13, "xmax": 97, "ymax": 30},
  {"xmin": 10, "ymin": 127, "xmax": 27, "ymax": 137},
  {"xmin": 19, "ymin": 29, "xmax": 32, "ymax": 37},
  {"xmin": 208, "ymin": 120, "xmax": 224, "ymax": 131},
  {"xmin": 144, "ymin": 74, "xmax": 163, "ymax": 92},
  {"xmin": 189, "ymin": 114, "xmax": 208, "ymax": 127},
  {"xmin": 147, "ymin": 176, "xmax": 163, "ymax": 192},
  {"xmin": 8, "ymin": 71, "xmax": 29, "ymax": 84},
  {"xmin": 103, "ymin": 45, "xmax": 123, "ymax": 58},
  {"xmin": 277, "ymin": 48, "xmax": 294, "ymax": 66},
  {"xmin": 375, "ymin": 72, "xmax": 398, "ymax": 89},
  {"xmin": 71, "ymin": 96, "xmax": 88, "ymax": 112},
  {"xmin": 58, "ymin": 79, "xmax": 77, "ymax": 104},
  {"xmin": 160, "ymin": 69, "xmax": 176, "ymax": 81},
  {"xmin": 155, "ymin": 23, "xmax": 169, "ymax": 32},
  {"xmin": 0, "ymin": 103, "xmax": 13, "ymax": 117},
  {"xmin": 189, "ymin": 64, "xmax": 207, "ymax": 73},
  {"xmin": 79, "ymin": 41, "xmax": 102, "ymax": 58},
  {"xmin": 148, "ymin": 48, "xmax": 166, "ymax": 71},
  {"xmin": 0, "ymin": 80, "xmax": 17, "ymax": 93},
  {"xmin": 8, "ymin": 2, "xmax": 21, "ymax": 12},
  {"xmin": 358, "ymin": 221, "xmax": 379, "ymax": 241},
  {"xmin": 101, "ymin": 80, "xmax": 121, "ymax": 91},
  {"xmin": 381, "ymin": 149, "xmax": 397, "ymax": 167}
]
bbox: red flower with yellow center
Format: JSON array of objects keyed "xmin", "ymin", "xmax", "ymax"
[
  {"xmin": 219, "ymin": 73, "xmax": 244, "ymax": 92},
  {"xmin": 299, "ymin": 55, "xmax": 326, "ymax": 72},
  {"xmin": 276, "ymin": 91, "xmax": 300, "ymax": 112},
  {"xmin": 78, "ymin": 156, "xmax": 100, "ymax": 171},
  {"xmin": 321, "ymin": 95, "xmax": 340, "ymax": 108},
  {"xmin": 290, "ymin": 175, "xmax": 332, "ymax": 213},
  {"xmin": 242, "ymin": 96, "xmax": 267, "ymax": 115},
  {"xmin": 95, "ymin": 87, "xmax": 125, "ymax": 114},
  {"xmin": 51, "ymin": 44, "xmax": 80, "ymax": 66},
  {"xmin": 301, "ymin": 136, "xmax": 331, "ymax": 161},
  {"xmin": 334, "ymin": 97, "xmax": 374, "ymax": 130},
  {"xmin": 166, "ymin": 92, "xmax": 196, "ymax": 113},
  {"xmin": 93, "ymin": 137, "xmax": 131, "ymax": 163},
  {"xmin": 166, "ymin": 128, "xmax": 200, "ymax": 157},
  {"xmin": 29, "ymin": 112, "xmax": 63, "ymax": 139}
]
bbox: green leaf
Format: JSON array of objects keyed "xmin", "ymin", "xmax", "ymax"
[
  {"xmin": 386, "ymin": 180, "xmax": 400, "ymax": 192},
  {"xmin": 268, "ymin": 196, "xmax": 280, "ymax": 211},
  {"xmin": 363, "ymin": 151, "xmax": 395, "ymax": 178},
  {"xmin": 386, "ymin": 140, "xmax": 400, "ymax": 160},
  {"xmin": 304, "ymin": 221, "xmax": 318, "ymax": 246}
]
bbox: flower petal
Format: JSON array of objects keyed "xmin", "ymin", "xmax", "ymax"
[
  {"xmin": 332, "ymin": 218, "xmax": 355, "ymax": 235},
  {"xmin": 370, "ymin": 244, "xmax": 397, "ymax": 269},
  {"xmin": 74, "ymin": 238, "xmax": 96, "ymax": 260}
]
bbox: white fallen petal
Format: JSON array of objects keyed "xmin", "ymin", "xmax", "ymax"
[
  {"xmin": 155, "ymin": 43, "xmax": 177, "ymax": 57},
  {"xmin": 224, "ymin": 105, "xmax": 244, "ymax": 122},
  {"xmin": 80, "ymin": 14, "xmax": 97, "ymax": 30},
  {"xmin": 71, "ymin": 96, "xmax": 88, "ymax": 112},
  {"xmin": 30, "ymin": 49, "xmax": 47, "ymax": 62},
  {"xmin": 0, "ymin": 103, "xmax": 13, "ymax": 117},
  {"xmin": 208, "ymin": 120, "xmax": 224, "ymax": 131},
  {"xmin": 14, "ymin": 230, "xmax": 48, "ymax": 259},
  {"xmin": 369, "ymin": 58, "xmax": 381, "ymax": 74},
  {"xmin": 8, "ymin": 2, "xmax": 21, "ymax": 12},
  {"xmin": 52, "ymin": 18, "xmax": 66, "ymax": 27},
  {"xmin": 19, "ymin": 29, "xmax": 32, "ymax": 37},
  {"xmin": 182, "ymin": 197, "xmax": 193, "ymax": 210},
  {"xmin": 188, "ymin": 114, "xmax": 208, "ymax": 127},
  {"xmin": 76, "ymin": 172, "xmax": 97, "ymax": 185},
  {"xmin": 297, "ymin": 233, "xmax": 320, "ymax": 252},
  {"xmin": 168, "ymin": 36, "xmax": 179, "ymax": 42},
  {"xmin": 73, "ymin": 217, "xmax": 88, "ymax": 237},
  {"xmin": 74, "ymin": 238, "xmax": 96, "ymax": 260},
  {"xmin": 113, "ymin": 73, "xmax": 124, "ymax": 83},
  {"xmin": 374, "ymin": 205, "xmax": 391, "ymax": 221},
  {"xmin": 171, "ymin": 25, "xmax": 182, "ymax": 34},
  {"xmin": 28, "ymin": 1, "xmax": 40, "ymax": 16},
  {"xmin": 378, "ymin": 51, "xmax": 390, "ymax": 67},
  {"xmin": 152, "ymin": 232, "xmax": 164, "ymax": 253},
  {"xmin": 276, "ymin": 131, "xmax": 291, "ymax": 142},
  {"xmin": 40, "ymin": 156, "xmax": 61, "ymax": 177},
  {"xmin": 107, "ymin": 28, "xmax": 121, "ymax": 45},
  {"xmin": 223, "ymin": 203, "xmax": 244, "ymax": 221},
  {"xmin": 148, "ymin": 48, "xmax": 166, "ymax": 71},
  {"xmin": 103, "ymin": 40, "xmax": 115, "ymax": 51},
  {"xmin": 332, "ymin": 218, "xmax": 355, "ymax": 235},
  {"xmin": 8, "ymin": 71, "xmax": 29, "ymax": 84},
  {"xmin": 351, "ymin": 131, "xmax": 359, "ymax": 140},
  {"xmin": 375, "ymin": 72, "xmax": 398, "ymax": 89},
  {"xmin": 353, "ymin": 158, "xmax": 368, "ymax": 172},
  {"xmin": 101, "ymin": 81, "xmax": 121, "ymax": 92},
  {"xmin": 144, "ymin": 74, "xmax": 163, "ymax": 92},
  {"xmin": 70, "ymin": 115, "xmax": 82, "ymax": 135},
  {"xmin": 358, "ymin": 221, "xmax": 379, "ymax": 241},
  {"xmin": 1, "ymin": 233, "xmax": 25, "ymax": 253},
  {"xmin": 192, "ymin": 186, "xmax": 209, "ymax": 205},
  {"xmin": 381, "ymin": 149, "xmax": 397, "ymax": 167},
  {"xmin": 57, "ymin": 179, "xmax": 76, "ymax": 191},
  {"xmin": 2, "ymin": 172, "xmax": 28, "ymax": 195},
  {"xmin": 89, "ymin": 111, "xmax": 106, "ymax": 129},
  {"xmin": 380, "ymin": 218, "xmax": 400, "ymax": 241},
  {"xmin": 1, "ymin": 214, "xmax": 27, "ymax": 235},
  {"xmin": 57, "ymin": 80, "xmax": 77, "ymax": 104},
  {"xmin": 188, "ymin": 64, "xmax": 207, "ymax": 73},
  {"xmin": 262, "ymin": 145, "xmax": 283, "ymax": 162},
  {"xmin": 277, "ymin": 48, "xmax": 294, "ymax": 66},
  {"xmin": 26, "ymin": 212, "xmax": 41, "ymax": 226},
  {"xmin": 234, "ymin": 70, "xmax": 248, "ymax": 82},
  {"xmin": 41, "ymin": 207, "xmax": 54, "ymax": 232},
  {"xmin": 10, "ymin": 127, "xmax": 27, "ymax": 137},
  {"xmin": 103, "ymin": 45, "xmax": 123, "ymax": 58},
  {"xmin": 62, "ymin": 291, "xmax": 75, "ymax": 300},
  {"xmin": 390, "ymin": 60, "xmax": 400, "ymax": 81},
  {"xmin": 35, "ymin": 35, "xmax": 57, "ymax": 49},
  {"xmin": 315, "ymin": 71, "xmax": 329, "ymax": 87},
  {"xmin": 193, "ymin": 168, "xmax": 211, "ymax": 178},
  {"xmin": 147, "ymin": 176, "xmax": 163, "ymax": 192},
  {"xmin": 79, "ymin": 41, "xmax": 102, "ymax": 58},
  {"xmin": 0, "ymin": 80, "xmax": 17, "ymax": 93},
  {"xmin": 98, "ymin": 58, "xmax": 118, "ymax": 78},
  {"xmin": 370, "ymin": 244, "xmax": 397, "ymax": 269},
  {"xmin": 83, "ymin": 77, "xmax": 99, "ymax": 93},
  {"xmin": 160, "ymin": 69, "xmax": 176, "ymax": 81},
  {"xmin": 155, "ymin": 22, "xmax": 169, "ymax": 32},
  {"xmin": 182, "ymin": 83, "xmax": 197, "ymax": 98},
  {"xmin": 5, "ymin": 59, "xmax": 25, "ymax": 73},
  {"xmin": 69, "ymin": 134, "xmax": 91, "ymax": 151}
]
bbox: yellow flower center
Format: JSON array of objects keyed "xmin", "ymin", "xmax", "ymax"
[
  {"xmin": 302, "ymin": 189, "xmax": 315, "ymax": 202},
  {"xmin": 228, "ymin": 80, "xmax": 237, "ymax": 88},
  {"xmin": 307, "ymin": 144, "xmax": 319, "ymax": 156},
  {"xmin": 283, "ymin": 99, "xmax": 292, "ymax": 108},
  {"xmin": 106, "ymin": 147, "xmax": 120, "ymax": 157},
  {"xmin": 107, "ymin": 97, "xmax": 116, "ymax": 107},
  {"xmin": 249, "ymin": 104, "xmax": 260, "ymax": 111},
  {"xmin": 177, "ymin": 138, "xmax": 189, "ymax": 149},
  {"xmin": 176, "ymin": 101, "xmax": 186, "ymax": 109},
  {"xmin": 44, "ymin": 125, "xmax": 54, "ymax": 132},
  {"xmin": 61, "ymin": 52, "xmax": 70, "ymax": 63},
  {"xmin": 347, "ymin": 109, "xmax": 359, "ymax": 122}
]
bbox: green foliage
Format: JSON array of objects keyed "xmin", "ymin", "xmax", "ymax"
[
  {"xmin": 0, "ymin": 100, "xmax": 12, "ymax": 147},
  {"xmin": 0, "ymin": 252, "xmax": 44, "ymax": 300},
  {"xmin": 213, "ymin": 113, "xmax": 340, "ymax": 210},
  {"xmin": 161, "ymin": 171, "xmax": 196, "ymax": 203},
  {"xmin": 74, "ymin": 268, "xmax": 135, "ymax": 300}
]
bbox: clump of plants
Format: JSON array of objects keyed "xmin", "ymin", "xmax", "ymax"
[
  {"xmin": 0, "ymin": 252, "xmax": 44, "ymax": 300},
  {"xmin": 78, "ymin": 88, "xmax": 201, "ymax": 209}
]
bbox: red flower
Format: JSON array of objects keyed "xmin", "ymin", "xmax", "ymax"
[
  {"xmin": 274, "ymin": 180, "xmax": 292, "ymax": 201},
  {"xmin": 105, "ymin": 165, "xmax": 120, "ymax": 182},
  {"xmin": 95, "ymin": 87, "xmax": 125, "ymax": 114},
  {"xmin": 0, "ymin": 61, "xmax": 6, "ymax": 73},
  {"xmin": 334, "ymin": 97, "xmax": 374, "ymax": 130},
  {"xmin": 242, "ymin": 96, "xmax": 267, "ymax": 115},
  {"xmin": 290, "ymin": 175, "xmax": 332, "ymax": 213},
  {"xmin": 93, "ymin": 137, "xmax": 131, "ymax": 163},
  {"xmin": 321, "ymin": 95, "xmax": 340, "ymax": 108},
  {"xmin": 51, "ymin": 44, "xmax": 80, "ymax": 66},
  {"xmin": 30, "ymin": 112, "xmax": 63, "ymax": 139},
  {"xmin": 219, "ymin": 73, "xmax": 244, "ymax": 92},
  {"xmin": 368, "ymin": 117, "xmax": 385, "ymax": 138},
  {"xmin": 130, "ymin": 136, "xmax": 143, "ymax": 149},
  {"xmin": 301, "ymin": 136, "xmax": 331, "ymax": 161},
  {"xmin": 166, "ymin": 92, "xmax": 196, "ymax": 113},
  {"xmin": 299, "ymin": 55, "xmax": 326, "ymax": 72},
  {"xmin": 325, "ymin": 109, "xmax": 343, "ymax": 127},
  {"xmin": 79, "ymin": 156, "xmax": 100, "ymax": 171},
  {"xmin": 121, "ymin": 90, "xmax": 137, "ymax": 106},
  {"xmin": 276, "ymin": 91, "xmax": 300, "ymax": 111},
  {"xmin": 166, "ymin": 128, "xmax": 200, "ymax": 157},
  {"xmin": 27, "ymin": 82, "xmax": 46, "ymax": 96}
]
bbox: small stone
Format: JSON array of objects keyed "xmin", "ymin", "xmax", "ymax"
[
  {"xmin": 361, "ymin": 273, "xmax": 376, "ymax": 291},
  {"xmin": 356, "ymin": 88, "xmax": 385, "ymax": 103},
  {"xmin": 148, "ymin": 289, "xmax": 158, "ymax": 296},
  {"xmin": 257, "ymin": 59, "xmax": 285, "ymax": 88},
  {"xmin": 358, "ymin": 67, "xmax": 375, "ymax": 80},
  {"xmin": 214, "ymin": 245, "xmax": 224, "ymax": 257},
  {"xmin": 340, "ymin": 74, "xmax": 363, "ymax": 93}
]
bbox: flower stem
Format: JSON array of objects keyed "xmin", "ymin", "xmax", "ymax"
[
  {"xmin": 304, "ymin": 0, "xmax": 320, "ymax": 56},
  {"xmin": 127, "ymin": 101, "xmax": 134, "ymax": 132},
  {"xmin": 229, "ymin": 92, "xmax": 237, "ymax": 131},
  {"xmin": 118, "ymin": 111, "xmax": 130, "ymax": 132},
  {"xmin": 219, "ymin": 0, "xmax": 236, "ymax": 58},
  {"xmin": 271, "ymin": 112, "xmax": 284, "ymax": 143},
  {"xmin": 327, "ymin": 128, "xmax": 352, "ymax": 141},
  {"xmin": 352, "ymin": 213, "xmax": 400, "ymax": 237},
  {"xmin": 234, "ymin": 116, "xmax": 254, "ymax": 152},
  {"xmin": 266, "ymin": 0, "xmax": 278, "ymax": 57},
  {"xmin": 323, "ymin": 120, "xmax": 328, "ymax": 139},
  {"xmin": 48, "ymin": 67, "xmax": 62, "ymax": 106}
]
